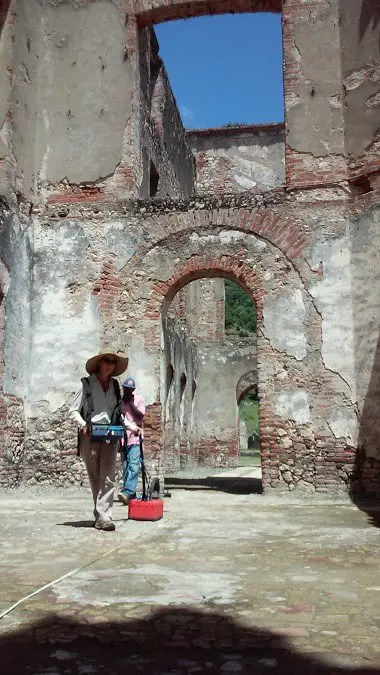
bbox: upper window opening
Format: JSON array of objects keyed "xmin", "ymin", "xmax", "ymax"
[
  {"xmin": 155, "ymin": 13, "xmax": 283, "ymax": 129},
  {"xmin": 150, "ymin": 161, "xmax": 160, "ymax": 197}
]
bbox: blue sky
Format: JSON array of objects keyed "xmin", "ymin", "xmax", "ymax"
[{"xmin": 155, "ymin": 13, "xmax": 284, "ymax": 130}]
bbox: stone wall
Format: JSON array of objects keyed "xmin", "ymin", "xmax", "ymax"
[
  {"xmin": 340, "ymin": 0, "xmax": 380, "ymax": 180},
  {"xmin": 186, "ymin": 279, "xmax": 225, "ymax": 342},
  {"xmin": 2, "ymin": 185, "xmax": 380, "ymax": 494},
  {"xmin": 0, "ymin": 200, "xmax": 30, "ymax": 486},
  {"xmin": 2, "ymin": 2, "xmax": 195, "ymax": 206},
  {"xmin": 139, "ymin": 27, "xmax": 196, "ymax": 198},
  {"xmin": 187, "ymin": 124, "xmax": 285, "ymax": 194},
  {"xmin": 14, "ymin": 191, "xmax": 377, "ymax": 495},
  {"xmin": 12, "ymin": 0, "xmax": 134, "ymax": 202},
  {"xmin": 166, "ymin": 279, "xmax": 225, "ymax": 342},
  {"xmin": 1, "ymin": 0, "xmax": 380, "ymax": 497},
  {"xmin": 193, "ymin": 338, "xmax": 257, "ymax": 467},
  {"xmin": 161, "ymin": 315, "xmax": 198, "ymax": 470},
  {"xmin": 0, "ymin": 0, "xmax": 13, "ymax": 200}
]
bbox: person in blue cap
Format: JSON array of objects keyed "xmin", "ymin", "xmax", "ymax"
[{"xmin": 118, "ymin": 377, "xmax": 146, "ymax": 505}]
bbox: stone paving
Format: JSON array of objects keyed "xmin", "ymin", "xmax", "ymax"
[{"xmin": 0, "ymin": 469, "xmax": 380, "ymax": 674}]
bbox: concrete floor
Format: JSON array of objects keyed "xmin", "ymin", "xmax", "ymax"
[{"xmin": 0, "ymin": 468, "xmax": 380, "ymax": 674}]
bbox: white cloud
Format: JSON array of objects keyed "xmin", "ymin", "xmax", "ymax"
[{"xmin": 180, "ymin": 105, "xmax": 194, "ymax": 121}]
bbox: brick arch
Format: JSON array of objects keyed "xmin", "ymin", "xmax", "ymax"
[
  {"xmin": 236, "ymin": 370, "xmax": 258, "ymax": 403},
  {"xmin": 145, "ymin": 255, "xmax": 265, "ymax": 335},
  {"xmin": 145, "ymin": 255, "xmax": 264, "ymax": 475},
  {"xmin": 134, "ymin": 0, "xmax": 281, "ymax": 25},
  {"xmin": 128, "ymin": 206, "xmax": 309, "ymax": 276}
]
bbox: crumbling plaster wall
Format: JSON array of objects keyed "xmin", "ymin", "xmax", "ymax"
[
  {"xmin": 0, "ymin": 201, "xmax": 31, "ymax": 485},
  {"xmin": 350, "ymin": 204, "xmax": 380, "ymax": 494},
  {"xmin": 285, "ymin": 2, "xmax": 345, "ymax": 158},
  {"xmin": 1, "ymin": 0, "xmax": 380, "ymax": 496},
  {"xmin": 161, "ymin": 315, "xmax": 198, "ymax": 470},
  {"xmin": 186, "ymin": 278, "xmax": 225, "ymax": 342},
  {"xmin": 151, "ymin": 62, "xmax": 196, "ymax": 196},
  {"xmin": 339, "ymin": 0, "xmax": 380, "ymax": 175},
  {"xmin": 282, "ymin": 0, "xmax": 347, "ymax": 188},
  {"xmin": 187, "ymin": 125, "xmax": 285, "ymax": 194},
  {"xmin": 21, "ymin": 213, "xmax": 160, "ymax": 483},
  {"xmin": 193, "ymin": 338, "xmax": 257, "ymax": 467},
  {"xmin": 113, "ymin": 202, "xmax": 357, "ymax": 491},
  {"xmin": 166, "ymin": 278, "xmax": 225, "ymax": 342},
  {"xmin": 5, "ymin": 191, "xmax": 380, "ymax": 494},
  {"xmin": 13, "ymin": 0, "xmax": 134, "ymax": 201},
  {"xmin": 0, "ymin": 0, "xmax": 14, "ymax": 200}
]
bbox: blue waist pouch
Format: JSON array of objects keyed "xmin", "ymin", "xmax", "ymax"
[{"xmin": 90, "ymin": 424, "xmax": 124, "ymax": 443}]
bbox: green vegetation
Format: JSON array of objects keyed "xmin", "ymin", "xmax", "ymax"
[
  {"xmin": 225, "ymin": 280, "xmax": 257, "ymax": 336},
  {"xmin": 239, "ymin": 391, "xmax": 259, "ymax": 438}
]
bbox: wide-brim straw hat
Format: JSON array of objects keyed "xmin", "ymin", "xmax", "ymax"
[{"xmin": 85, "ymin": 349, "xmax": 129, "ymax": 377}]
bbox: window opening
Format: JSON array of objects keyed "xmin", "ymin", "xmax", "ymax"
[{"xmin": 155, "ymin": 13, "xmax": 283, "ymax": 129}]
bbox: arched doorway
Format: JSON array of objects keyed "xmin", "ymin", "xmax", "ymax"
[
  {"xmin": 118, "ymin": 210, "xmax": 320, "ymax": 493},
  {"xmin": 161, "ymin": 274, "xmax": 259, "ymax": 471},
  {"xmin": 236, "ymin": 372, "xmax": 260, "ymax": 469}
]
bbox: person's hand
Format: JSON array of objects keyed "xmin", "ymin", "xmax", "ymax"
[
  {"xmin": 136, "ymin": 427, "xmax": 142, "ymax": 437},
  {"xmin": 81, "ymin": 426, "xmax": 88, "ymax": 436}
]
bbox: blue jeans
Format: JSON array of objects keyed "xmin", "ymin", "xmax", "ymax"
[{"xmin": 121, "ymin": 443, "xmax": 141, "ymax": 497}]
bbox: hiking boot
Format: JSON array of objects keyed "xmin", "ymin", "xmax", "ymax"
[{"xmin": 94, "ymin": 519, "xmax": 115, "ymax": 531}]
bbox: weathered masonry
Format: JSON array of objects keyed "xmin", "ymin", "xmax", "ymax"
[{"xmin": 0, "ymin": 0, "xmax": 380, "ymax": 496}]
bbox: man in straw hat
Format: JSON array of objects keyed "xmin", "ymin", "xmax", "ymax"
[{"xmin": 70, "ymin": 349, "xmax": 140, "ymax": 531}]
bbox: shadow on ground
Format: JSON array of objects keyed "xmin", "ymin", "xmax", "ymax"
[
  {"xmin": 348, "ymin": 494, "xmax": 380, "ymax": 529},
  {"xmin": 59, "ymin": 520, "xmax": 96, "ymax": 529},
  {"xmin": 165, "ymin": 476, "xmax": 263, "ymax": 495},
  {"xmin": 1, "ymin": 607, "xmax": 378, "ymax": 674}
]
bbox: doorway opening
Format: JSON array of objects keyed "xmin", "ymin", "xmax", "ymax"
[
  {"xmin": 238, "ymin": 387, "xmax": 260, "ymax": 468},
  {"xmin": 162, "ymin": 275, "xmax": 259, "ymax": 482}
]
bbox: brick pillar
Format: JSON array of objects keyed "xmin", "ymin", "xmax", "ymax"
[{"xmin": 283, "ymin": 0, "xmax": 347, "ymax": 189}]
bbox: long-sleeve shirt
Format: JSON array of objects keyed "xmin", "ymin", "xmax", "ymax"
[
  {"xmin": 69, "ymin": 374, "xmax": 137, "ymax": 432},
  {"xmin": 123, "ymin": 393, "xmax": 146, "ymax": 445}
]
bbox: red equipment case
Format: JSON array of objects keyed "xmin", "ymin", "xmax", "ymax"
[
  {"xmin": 128, "ymin": 497, "xmax": 163, "ymax": 521},
  {"xmin": 127, "ymin": 438, "xmax": 164, "ymax": 521}
]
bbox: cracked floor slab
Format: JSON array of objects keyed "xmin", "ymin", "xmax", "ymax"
[{"xmin": 0, "ymin": 473, "xmax": 379, "ymax": 673}]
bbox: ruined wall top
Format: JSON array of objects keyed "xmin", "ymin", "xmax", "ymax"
[{"xmin": 0, "ymin": 0, "xmax": 379, "ymax": 206}]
